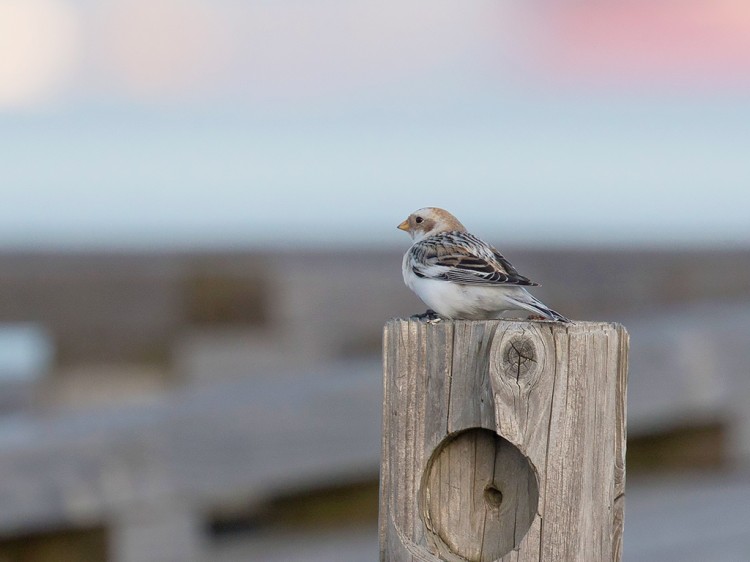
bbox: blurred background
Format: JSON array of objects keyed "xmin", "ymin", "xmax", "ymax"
[{"xmin": 1, "ymin": 1, "xmax": 749, "ymax": 560}]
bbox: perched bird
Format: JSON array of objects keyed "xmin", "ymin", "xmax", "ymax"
[{"xmin": 398, "ymin": 207, "xmax": 570, "ymax": 322}]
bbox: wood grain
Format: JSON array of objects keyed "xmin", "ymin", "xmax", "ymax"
[{"xmin": 379, "ymin": 319, "xmax": 628, "ymax": 562}]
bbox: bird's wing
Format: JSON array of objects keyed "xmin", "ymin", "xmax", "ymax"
[{"xmin": 409, "ymin": 232, "xmax": 539, "ymax": 287}]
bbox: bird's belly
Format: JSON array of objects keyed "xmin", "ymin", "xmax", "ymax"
[{"xmin": 409, "ymin": 277, "xmax": 516, "ymax": 319}]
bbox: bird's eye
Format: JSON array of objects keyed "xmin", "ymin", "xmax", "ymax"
[{"xmin": 415, "ymin": 216, "xmax": 423, "ymax": 224}]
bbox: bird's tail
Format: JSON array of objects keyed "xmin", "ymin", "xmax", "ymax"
[{"xmin": 510, "ymin": 291, "xmax": 571, "ymax": 323}]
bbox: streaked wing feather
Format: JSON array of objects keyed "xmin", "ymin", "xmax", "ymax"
[{"xmin": 409, "ymin": 232, "xmax": 538, "ymax": 287}]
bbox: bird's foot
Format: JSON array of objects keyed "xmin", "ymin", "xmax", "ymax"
[
  {"xmin": 526, "ymin": 314, "xmax": 547, "ymax": 321},
  {"xmin": 412, "ymin": 309, "xmax": 443, "ymax": 324}
]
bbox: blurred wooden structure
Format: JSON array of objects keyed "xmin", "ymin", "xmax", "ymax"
[{"xmin": 380, "ymin": 319, "xmax": 628, "ymax": 561}]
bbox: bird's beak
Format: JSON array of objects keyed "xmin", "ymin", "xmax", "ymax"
[{"xmin": 397, "ymin": 219, "xmax": 410, "ymax": 232}]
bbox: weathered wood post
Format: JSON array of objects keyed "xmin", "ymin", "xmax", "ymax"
[{"xmin": 379, "ymin": 319, "xmax": 628, "ymax": 562}]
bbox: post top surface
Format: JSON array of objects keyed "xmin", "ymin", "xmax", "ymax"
[{"xmin": 386, "ymin": 317, "xmax": 627, "ymax": 334}]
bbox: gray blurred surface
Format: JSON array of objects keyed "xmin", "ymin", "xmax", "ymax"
[
  {"xmin": 624, "ymin": 472, "xmax": 750, "ymax": 562},
  {"xmin": 0, "ymin": 360, "xmax": 381, "ymax": 561},
  {"xmin": 208, "ymin": 526, "xmax": 377, "ymax": 562},
  {"xmin": 626, "ymin": 300, "xmax": 750, "ymax": 432}
]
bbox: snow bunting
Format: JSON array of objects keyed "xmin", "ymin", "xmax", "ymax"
[{"xmin": 398, "ymin": 207, "xmax": 570, "ymax": 322}]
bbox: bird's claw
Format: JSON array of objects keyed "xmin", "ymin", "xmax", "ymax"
[{"xmin": 412, "ymin": 309, "xmax": 443, "ymax": 324}]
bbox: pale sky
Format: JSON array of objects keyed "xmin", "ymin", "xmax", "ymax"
[{"xmin": 1, "ymin": 0, "xmax": 749, "ymax": 249}]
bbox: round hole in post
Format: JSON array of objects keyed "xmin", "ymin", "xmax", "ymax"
[{"xmin": 420, "ymin": 428, "xmax": 539, "ymax": 562}]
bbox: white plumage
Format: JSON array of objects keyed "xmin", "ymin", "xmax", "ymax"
[{"xmin": 398, "ymin": 207, "xmax": 569, "ymax": 322}]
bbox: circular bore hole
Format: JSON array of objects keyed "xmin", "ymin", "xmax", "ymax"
[
  {"xmin": 483, "ymin": 485, "xmax": 503, "ymax": 508},
  {"xmin": 420, "ymin": 428, "xmax": 539, "ymax": 561}
]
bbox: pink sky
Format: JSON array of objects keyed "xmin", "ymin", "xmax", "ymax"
[
  {"xmin": 3, "ymin": 1, "xmax": 750, "ymax": 111},
  {"xmin": 521, "ymin": 2, "xmax": 750, "ymax": 90}
]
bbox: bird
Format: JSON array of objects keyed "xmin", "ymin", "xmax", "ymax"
[{"xmin": 398, "ymin": 207, "xmax": 570, "ymax": 322}]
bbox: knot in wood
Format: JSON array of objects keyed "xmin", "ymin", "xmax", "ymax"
[
  {"xmin": 483, "ymin": 484, "xmax": 504, "ymax": 508},
  {"xmin": 502, "ymin": 336, "xmax": 537, "ymax": 379}
]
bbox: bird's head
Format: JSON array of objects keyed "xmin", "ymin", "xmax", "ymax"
[{"xmin": 397, "ymin": 207, "xmax": 467, "ymax": 242}]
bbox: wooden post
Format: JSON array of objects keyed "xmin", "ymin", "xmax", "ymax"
[{"xmin": 379, "ymin": 319, "xmax": 628, "ymax": 562}]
